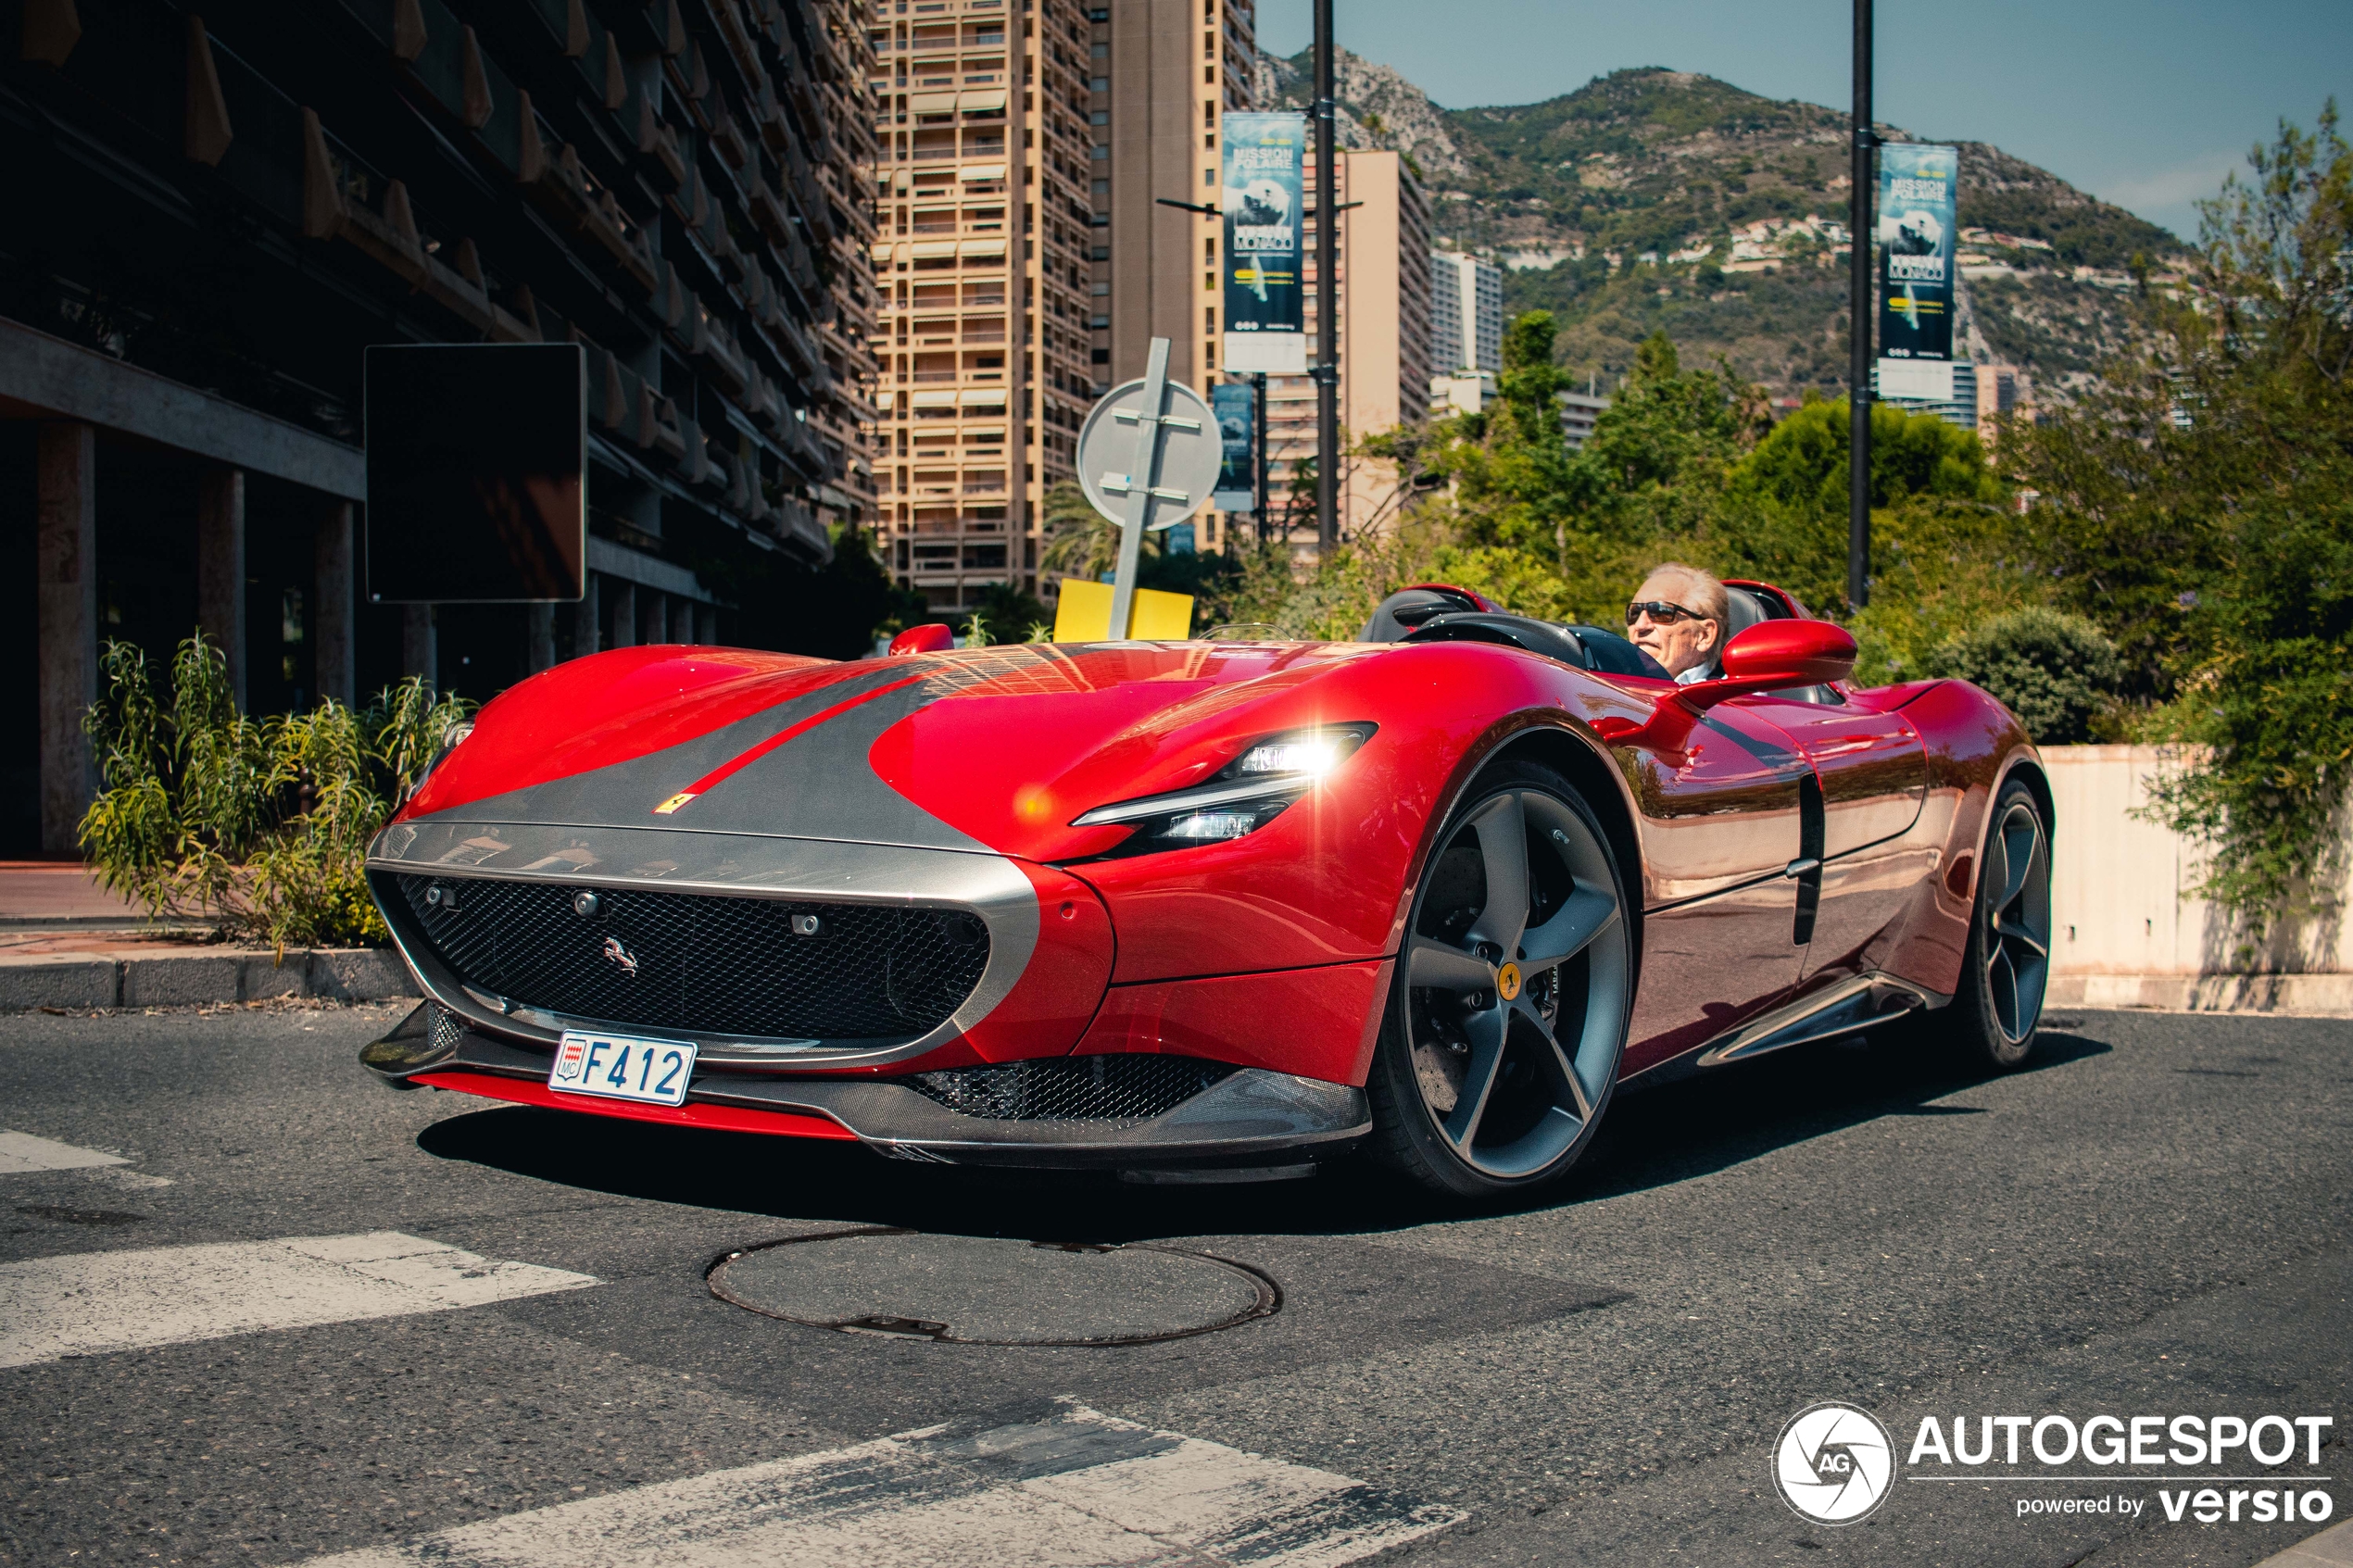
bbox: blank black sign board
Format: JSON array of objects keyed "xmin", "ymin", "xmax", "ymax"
[{"xmin": 365, "ymin": 343, "xmax": 586, "ymax": 602}]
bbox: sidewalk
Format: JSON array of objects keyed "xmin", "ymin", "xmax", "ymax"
[
  {"xmin": 0, "ymin": 862, "xmax": 415, "ymax": 1010},
  {"xmin": 0, "ymin": 859, "xmax": 150, "ymax": 927},
  {"xmin": 2258, "ymin": 1521, "xmax": 2353, "ymax": 1568}
]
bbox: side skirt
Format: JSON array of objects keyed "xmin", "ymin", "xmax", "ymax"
[{"xmin": 1618, "ymin": 972, "xmax": 1948, "ymax": 1092}]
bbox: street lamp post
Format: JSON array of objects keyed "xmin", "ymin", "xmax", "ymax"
[
  {"xmin": 1848, "ymin": 0, "xmax": 1874, "ymax": 610},
  {"xmin": 1253, "ymin": 370, "xmax": 1269, "ymax": 544}
]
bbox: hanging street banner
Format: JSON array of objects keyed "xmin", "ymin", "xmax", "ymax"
[
  {"xmin": 1220, "ymin": 112, "xmax": 1306, "ymax": 375},
  {"xmin": 1212, "ymin": 382, "xmax": 1255, "ymax": 513},
  {"xmin": 1876, "ymin": 142, "xmax": 1958, "ymax": 373}
]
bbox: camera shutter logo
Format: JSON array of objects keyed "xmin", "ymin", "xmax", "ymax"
[{"xmin": 1774, "ymin": 1402, "xmax": 1897, "ymax": 1524}]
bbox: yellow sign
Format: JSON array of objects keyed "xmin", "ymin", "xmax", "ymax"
[
  {"xmin": 1051, "ymin": 578, "xmax": 1195, "ymax": 641},
  {"xmin": 1497, "ymin": 961, "xmax": 1522, "ymax": 1001}
]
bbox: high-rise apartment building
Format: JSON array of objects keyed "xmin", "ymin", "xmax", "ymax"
[
  {"xmin": 3, "ymin": 0, "xmax": 868, "ymax": 855},
  {"xmin": 1428, "ymin": 250, "xmax": 1501, "ymax": 376},
  {"xmin": 867, "ymin": 0, "xmax": 1097, "ymax": 613},
  {"xmin": 867, "ymin": 0, "xmax": 1255, "ymax": 608},
  {"xmin": 814, "ymin": 1, "xmax": 885, "ymax": 536},
  {"xmin": 1263, "ymin": 148, "xmax": 1429, "ymax": 543}
]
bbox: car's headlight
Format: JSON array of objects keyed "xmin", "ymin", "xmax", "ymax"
[{"xmin": 1072, "ymin": 723, "xmax": 1375, "ymax": 855}]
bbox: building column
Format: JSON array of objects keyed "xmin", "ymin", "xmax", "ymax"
[
  {"xmin": 641, "ymin": 589, "xmax": 664, "ymax": 646},
  {"xmin": 401, "ymin": 604, "xmax": 436, "ymax": 687},
  {"xmin": 312, "ymin": 501, "xmax": 356, "ymax": 707},
  {"xmin": 195, "ymin": 467, "xmax": 245, "ymax": 709},
  {"xmin": 573, "ymin": 575, "xmax": 601, "ymax": 658},
  {"xmin": 671, "ymin": 596, "xmax": 694, "ymax": 644},
  {"xmin": 36, "ymin": 423, "xmax": 97, "ymax": 858},
  {"xmin": 695, "ymin": 603, "xmax": 716, "ymax": 646},
  {"xmin": 608, "ymin": 581, "xmax": 635, "ymax": 648},
  {"xmin": 526, "ymin": 602, "xmax": 556, "ymax": 672}
]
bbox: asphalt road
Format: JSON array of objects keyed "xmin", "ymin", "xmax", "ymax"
[{"xmin": 1, "ymin": 1001, "xmax": 2347, "ymax": 1567}]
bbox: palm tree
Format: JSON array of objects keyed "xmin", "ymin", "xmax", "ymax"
[{"xmin": 1038, "ymin": 479, "xmax": 1156, "ymax": 582}]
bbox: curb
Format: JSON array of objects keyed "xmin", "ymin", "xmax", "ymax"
[
  {"xmin": 0, "ymin": 947, "xmax": 418, "ymax": 1010},
  {"xmin": 2048, "ymin": 972, "xmax": 2353, "ymax": 1016}
]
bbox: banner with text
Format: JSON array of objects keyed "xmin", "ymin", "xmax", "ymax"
[
  {"xmin": 1212, "ymin": 382, "xmax": 1255, "ymax": 513},
  {"xmin": 1220, "ymin": 112, "xmax": 1307, "ymax": 374},
  {"xmin": 1877, "ymin": 141, "xmax": 1958, "ymax": 365}
]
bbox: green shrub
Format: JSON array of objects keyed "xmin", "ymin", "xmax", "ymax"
[
  {"xmin": 78, "ymin": 633, "xmax": 472, "ymax": 950},
  {"xmin": 1928, "ymin": 608, "xmax": 2121, "ymax": 745}
]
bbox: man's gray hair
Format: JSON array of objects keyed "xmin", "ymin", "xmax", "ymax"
[{"xmin": 1646, "ymin": 561, "xmax": 1729, "ymax": 647}]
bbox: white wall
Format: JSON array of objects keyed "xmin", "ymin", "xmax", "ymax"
[{"xmin": 2044, "ymin": 746, "xmax": 2353, "ymax": 1011}]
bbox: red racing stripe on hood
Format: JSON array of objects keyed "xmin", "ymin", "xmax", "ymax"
[{"xmin": 651, "ymin": 672, "xmax": 928, "ymax": 815}]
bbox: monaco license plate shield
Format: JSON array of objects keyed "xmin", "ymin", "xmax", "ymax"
[{"xmin": 549, "ymin": 1031, "xmax": 698, "ymax": 1108}]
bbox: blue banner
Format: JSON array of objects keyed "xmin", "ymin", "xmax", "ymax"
[
  {"xmin": 1877, "ymin": 142, "xmax": 1958, "ymax": 362},
  {"xmin": 1212, "ymin": 382, "xmax": 1255, "ymax": 513},
  {"xmin": 1220, "ymin": 112, "xmax": 1306, "ymax": 374}
]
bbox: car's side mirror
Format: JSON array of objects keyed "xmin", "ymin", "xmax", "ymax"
[
  {"xmin": 1594, "ymin": 621, "xmax": 1858, "ymax": 753},
  {"xmin": 887, "ymin": 623, "xmax": 955, "ymax": 656},
  {"xmin": 1678, "ymin": 620, "xmax": 1857, "ymax": 709}
]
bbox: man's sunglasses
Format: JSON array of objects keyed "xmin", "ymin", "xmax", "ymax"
[{"xmin": 1626, "ymin": 599, "xmax": 1704, "ymax": 626}]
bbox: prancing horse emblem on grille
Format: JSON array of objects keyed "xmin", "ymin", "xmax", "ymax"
[{"xmin": 600, "ymin": 935, "xmax": 639, "ymax": 977}]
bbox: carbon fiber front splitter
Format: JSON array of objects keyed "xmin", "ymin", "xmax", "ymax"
[{"xmin": 360, "ymin": 1004, "xmax": 1371, "ymax": 1171}]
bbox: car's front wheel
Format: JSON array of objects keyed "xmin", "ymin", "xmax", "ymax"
[{"xmin": 1366, "ymin": 759, "xmax": 1634, "ymax": 1199}]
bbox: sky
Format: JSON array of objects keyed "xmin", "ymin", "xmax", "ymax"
[{"xmin": 1252, "ymin": 0, "xmax": 2351, "ymax": 243}]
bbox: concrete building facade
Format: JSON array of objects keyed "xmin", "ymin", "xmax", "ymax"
[
  {"xmin": 3, "ymin": 0, "xmax": 874, "ymax": 856},
  {"xmin": 1428, "ymin": 250, "xmax": 1500, "ymax": 376},
  {"xmin": 866, "ymin": 0, "xmax": 1101, "ymax": 614},
  {"xmin": 866, "ymin": 0, "xmax": 1254, "ymax": 609}
]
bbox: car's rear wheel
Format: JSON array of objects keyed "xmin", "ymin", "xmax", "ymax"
[
  {"xmin": 1937, "ymin": 778, "xmax": 2052, "ymax": 1070},
  {"xmin": 1366, "ymin": 759, "xmax": 1633, "ymax": 1199}
]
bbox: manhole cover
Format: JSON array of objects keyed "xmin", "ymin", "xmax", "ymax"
[{"xmin": 709, "ymin": 1227, "xmax": 1279, "ymax": 1346}]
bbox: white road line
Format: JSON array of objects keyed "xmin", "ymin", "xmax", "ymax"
[
  {"xmin": 298, "ymin": 1401, "xmax": 1464, "ymax": 1568},
  {"xmin": 0, "ymin": 1231, "xmax": 598, "ymax": 1369},
  {"xmin": 0, "ymin": 1130, "xmax": 129, "ymax": 1173}
]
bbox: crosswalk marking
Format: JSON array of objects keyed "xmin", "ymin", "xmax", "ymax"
[
  {"xmin": 0, "ymin": 1231, "xmax": 598, "ymax": 1370},
  {"xmin": 298, "ymin": 1401, "xmax": 1465, "ymax": 1567},
  {"xmin": 0, "ymin": 1129, "xmax": 130, "ymax": 1173}
]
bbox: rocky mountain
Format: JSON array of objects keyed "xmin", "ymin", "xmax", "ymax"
[{"xmin": 1257, "ymin": 55, "xmax": 2191, "ymax": 399}]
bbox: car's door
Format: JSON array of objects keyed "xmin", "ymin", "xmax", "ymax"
[
  {"xmin": 1616, "ymin": 701, "xmax": 1816, "ymax": 1076},
  {"xmin": 1735, "ymin": 689, "xmax": 1930, "ymax": 985}
]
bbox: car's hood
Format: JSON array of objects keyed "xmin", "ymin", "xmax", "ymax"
[{"xmin": 396, "ymin": 640, "xmax": 1398, "ymax": 861}]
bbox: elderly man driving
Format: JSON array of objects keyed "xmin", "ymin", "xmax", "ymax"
[{"xmin": 1625, "ymin": 563, "xmax": 1729, "ymax": 684}]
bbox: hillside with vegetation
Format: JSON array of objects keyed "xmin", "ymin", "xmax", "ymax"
[{"xmin": 1257, "ymin": 54, "xmax": 2187, "ymax": 395}]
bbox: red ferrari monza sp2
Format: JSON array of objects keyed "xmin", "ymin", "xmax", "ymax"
[{"xmin": 361, "ymin": 581, "xmax": 2053, "ymax": 1198}]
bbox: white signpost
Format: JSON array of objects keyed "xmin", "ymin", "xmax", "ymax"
[{"xmin": 1073, "ymin": 337, "xmax": 1222, "ymax": 638}]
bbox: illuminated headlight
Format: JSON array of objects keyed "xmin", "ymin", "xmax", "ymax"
[
  {"xmin": 1232, "ymin": 730, "xmax": 1364, "ymax": 778},
  {"xmin": 1071, "ymin": 722, "xmax": 1375, "ymax": 857}
]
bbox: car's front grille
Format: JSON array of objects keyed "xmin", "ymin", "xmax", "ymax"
[
  {"xmin": 903, "ymin": 1055, "xmax": 1235, "ymax": 1123},
  {"xmin": 384, "ymin": 873, "xmax": 990, "ymax": 1043}
]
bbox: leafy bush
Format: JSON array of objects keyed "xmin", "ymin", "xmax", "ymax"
[
  {"xmin": 1928, "ymin": 609, "xmax": 2121, "ymax": 744},
  {"xmin": 78, "ymin": 633, "xmax": 472, "ymax": 949}
]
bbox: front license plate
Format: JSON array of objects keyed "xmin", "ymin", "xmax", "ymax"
[{"xmin": 549, "ymin": 1031, "xmax": 698, "ymax": 1108}]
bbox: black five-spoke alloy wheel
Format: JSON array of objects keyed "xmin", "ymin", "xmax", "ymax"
[
  {"xmin": 1368, "ymin": 759, "xmax": 1633, "ymax": 1198},
  {"xmin": 1943, "ymin": 777, "xmax": 2052, "ymax": 1070}
]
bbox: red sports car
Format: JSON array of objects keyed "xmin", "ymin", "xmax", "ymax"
[{"xmin": 361, "ymin": 580, "xmax": 2051, "ymax": 1198}]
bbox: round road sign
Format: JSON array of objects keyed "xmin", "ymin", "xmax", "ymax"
[{"xmin": 1075, "ymin": 375, "xmax": 1222, "ymax": 529}]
